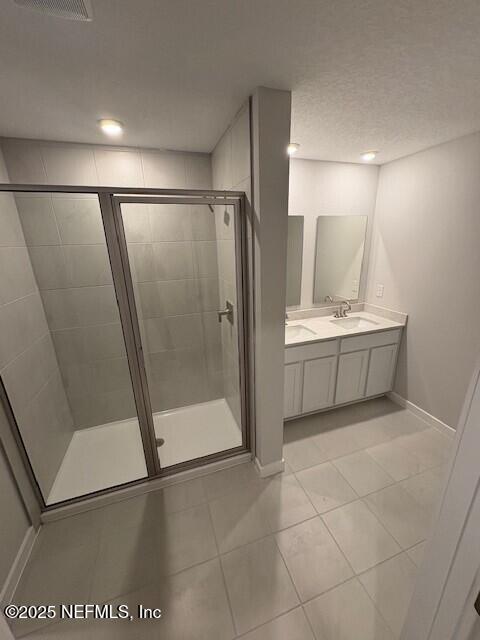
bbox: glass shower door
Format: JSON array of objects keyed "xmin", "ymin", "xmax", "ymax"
[
  {"xmin": 0, "ymin": 190, "xmax": 155, "ymax": 507},
  {"xmin": 114, "ymin": 196, "xmax": 247, "ymax": 471}
]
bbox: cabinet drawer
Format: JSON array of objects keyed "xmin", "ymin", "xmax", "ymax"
[
  {"xmin": 340, "ymin": 329, "xmax": 401, "ymax": 353},
  {"xmin": 285, "ymin": 339, "xmax": 337, "ymax": 364}
]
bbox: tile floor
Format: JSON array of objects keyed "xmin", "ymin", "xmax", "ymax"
[{"xmin": 9, "ymin": 397, "xmax": 453, "ymax": 639}]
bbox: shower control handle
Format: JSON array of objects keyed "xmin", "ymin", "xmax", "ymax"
[{"xmin": 218, "ymin": 300, "xmax": 234, "ymax": 325}]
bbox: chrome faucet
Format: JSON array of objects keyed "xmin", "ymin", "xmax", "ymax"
[
  {"xmin": 333, "ymin": 298, "xmax": 352, "ymax": 318},
  {"xmin": 326, "ymin": 295, "xmax": 351, "ymax": 318}
]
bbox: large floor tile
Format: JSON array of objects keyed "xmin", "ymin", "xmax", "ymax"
[
  {"xmin": 209, "ymin": 481, "xmax": 272, "ymax": 553},
  {"xmin": 221, "ymin": 536, "xmax": 299, "ymax": 635},
  {"xmin": 359, "ymin": 553, "xmax": 418, "ymax": 637},
  {"xmin": 283, "ymin": 437, "xmax": 329, "ymax": 471},
  {"xmin": 13, "ymin": 618, "xmax": 101, "ymax": 639},
  {"xmin": 99, "ymin": 492, "xmax": 158, "ymax": 533},
  {"xmin": 382, "ymin": 408, "xmax": 430, "ymax": 438},
  {"xmin": 209, "ymin": 475, "xmax": 315, "ymax": 553},
  {"xmin": 296, "ymin": 462, "xmax": 358, "ymax": 514},
  {"xmin": 400, "ymin": 467, "xmax": 445, "ymax": 515},
  {"xmin": 107, "ymin": 558, "xmax": 235, "ymax": 640},
  {"xmin": 365, "ymin": 484, "xmax": 431, "ymax": 549},
  {"xmin": 154, "ymin": 504, "xmax": 218, "ymax": 575},
  {"xmin": 333, "ymin": 451, "xmax": 395, "ymax": 496},
  {"xmin": 312, "ymin": 424, "xmax": 364, "ymax": 460},
  {"xmin": 367, "ymin": 439, "xmax": 429, "ymax": 481},
  {"xmin": 157, "ymin": 476, "xmax": 207, "ymax": 514},
  {"xmin": 407, "ymin": 541, "xmax": 427, "ymax": 567},
  {"xmin": 304, "ymin": 578, "xmax": 395, "ymax": 640},
  {"xmin": 275, "ymin": 517, "xmax": 353, "ymax": 601},
  {"xmin": 89, "ymin": 519, "xmax": 160, "ymax": 603},
  {"xmin": 396, "ymin": 428, "xmax": 452, "ymax": 469},
  {"xmin": 11, "ymin": 542, "xmax": 98, "ymax": 637},
  {"xmin": 347, "ymin": 415, "xmax": 397, "ymax": 449},
  {"xmin": 34, "ymin": 508, "xmax": 105, "ymax": 554},
  {"xmin": 284, "ymin": 411, "xmax": 338, "ymax": 444},
  {"xmin": 322, "ymin": 500, "xmax": 400, "ymax": 573},
  {"xmin": 260, "ymin": 474, "xmax": 317, "ymax": 532},
  {"xmin": 202, "ymin": 462, "xmax": 259, "ymax": 500},
  {"xmin": 238, "ymin": 607, "xmax": 315, "ymax": 640}
]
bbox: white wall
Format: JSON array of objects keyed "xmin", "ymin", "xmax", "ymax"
[
  {"xmin": 366, "ymin": 132, "xmax": 480, "ymax": 428},
  {"xmin": 288, "ymin": 159, "xmax": 379, "ymax": 309},
  {"xmin": 252, "ymin": 87, "xmax": 291, "ymax": 471}
]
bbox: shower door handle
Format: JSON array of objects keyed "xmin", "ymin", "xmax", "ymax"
[{"xmin": 218, "ymin": 300, "xmax": 234, "ymax": 325}]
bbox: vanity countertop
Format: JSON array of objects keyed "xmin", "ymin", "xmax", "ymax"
[{"xmin": 285, "ymin": 311, "xmax": 406, "ymax": 347}]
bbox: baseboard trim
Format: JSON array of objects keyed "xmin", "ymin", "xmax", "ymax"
[
  {"xmin": 387, "ymin": 391, "xmax": 455, "ymax": 438},
  {"xmin": 255, "ymin": 457, "xmax": 285, "ymax": 478},
  {"xmin": 0, "ymin": 526, "xmax": 37, "ymax": 606}
]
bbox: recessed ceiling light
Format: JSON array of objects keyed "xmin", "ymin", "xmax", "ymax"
[
  {"xmin": 287, "ymin": 142, "xmax": 300, "ymax": 155},
  {"xmin": 98, "ymin": 119, "xmax": 124, "ymax": 137},
  {"xmin": 361, "ymin": 150, "xmax": 377, "ymax": 162}
]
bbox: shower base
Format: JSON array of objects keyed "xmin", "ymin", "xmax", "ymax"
[{"xmin": 47, "ymin": 398, "xmax": 242, "ymax": 505}]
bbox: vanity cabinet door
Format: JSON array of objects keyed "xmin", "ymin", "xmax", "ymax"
[
  {"xmin": 302, "ymin": 356, "xmax": 337, "ymax": 413},
  {"xmin": 335, "ymin": 350, "xmax": 369, "ymax": 404},
  {"xmin": 284, "ymin": 362, "xmax": 303, "ymax": 418},
  {"xmin": 366, "ymin": 344, "xmax": 397, "ymax": 396}
]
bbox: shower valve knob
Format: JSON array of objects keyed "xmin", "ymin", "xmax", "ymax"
[{"xmin": 217, "ymin": 300, "xmax": 234, "ymax": 324}]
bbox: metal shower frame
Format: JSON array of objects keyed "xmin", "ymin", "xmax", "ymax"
[{"xmin": 0, "ymin": 184, "xmax": 252, "ymax": 515}]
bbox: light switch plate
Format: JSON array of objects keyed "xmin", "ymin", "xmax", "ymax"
[{"xmin": 376, "ymin": 283, "xmax": 384, "ymax": 298}]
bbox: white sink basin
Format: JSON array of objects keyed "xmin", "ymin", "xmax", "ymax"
[
  {"xmin": 330, "ymin": 316, "xmax": 379, "ymax": 330},
  {"xmin": 285, "ymin": 324, "xmax": 317, "ymax": 342}
]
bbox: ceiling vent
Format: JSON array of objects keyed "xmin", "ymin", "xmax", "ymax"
[{"xmin": 13, "ymin": 0, "xmax": 93, "ymax": 20}]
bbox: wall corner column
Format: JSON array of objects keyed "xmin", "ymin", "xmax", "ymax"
[{"xmin": 251, "ymin": 86, "xmax": 291, "ymax": 475}]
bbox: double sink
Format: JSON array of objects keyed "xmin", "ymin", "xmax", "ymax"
[{"xmin": 285, "ymin": 314, "xmax": 381, "ymax": 343}]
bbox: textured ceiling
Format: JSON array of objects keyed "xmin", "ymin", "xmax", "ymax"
[{"xmin": 1, "ymin": 0, "xmax": 480, "ymax": 163}]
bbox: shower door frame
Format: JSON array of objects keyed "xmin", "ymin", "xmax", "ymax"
[
  {"xmin": 109, "ymin": 192, "xmax": 251, "ymax": 477},
  {"xmin": 0, "ymin": 184, "xmax": 251, "ymax": 513}
]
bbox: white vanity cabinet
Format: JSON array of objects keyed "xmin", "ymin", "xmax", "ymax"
[
  {"xmin": 284, "ymin": 327, "xmax": 402, "ymax": 419},
  {"xmin": 284, "ymin": 362, "xmax": 302, "ymax": 418},
  {"xmin": 302, "ymin": 356, "xmax": 337, "ymax": 412},
  {"xmin": 335, "ymin": 350, "xmax": 369, "ymax": 404},
  {"xmin": 365, "ymin": 344, "xmax": 398, "ymax": 396}
]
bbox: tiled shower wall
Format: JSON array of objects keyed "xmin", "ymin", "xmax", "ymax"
[
  {"xmin": 212, "ymin": 103, "xmax": 252, "ymax": 426},
  {"xmin": 123, "ymin": 203, "xmax": 223, "ymax": 412},
  {"xmin": 1, "ymin": 138, "xmax": 218, "ymax": 430},
  {"xmin": 0, "ymin": 147, "xmax": 74, "ymax": 497},
  {"xmin": 13, "ymin": 192, "xmax": 137, "ymax": 429}
]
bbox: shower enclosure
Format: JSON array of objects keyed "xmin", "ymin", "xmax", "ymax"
[{"xmin": 0, "ymin": 185, "xmax": 250, "ymax": 509}]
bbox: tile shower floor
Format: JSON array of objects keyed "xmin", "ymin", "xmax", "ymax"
[
  {"xmin": 15, "ymin": 397, "xmax": 452, "ymax": 639},
  {"xmin": 47, "ymin": 398, "xmax": 242, "ymax": 504}
]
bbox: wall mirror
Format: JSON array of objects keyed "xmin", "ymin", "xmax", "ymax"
[
  {"xmin": 313, "ymin": 215, "xmax": 368, "ymax": 303},
  {"xmin": 286, "ymin": 215, "xmax": 304, "ymax": 306}
]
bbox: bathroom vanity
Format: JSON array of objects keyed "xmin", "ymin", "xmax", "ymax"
[{"xmin": 284, "ymin": 311, "xmax": 406, "ymax": 419}]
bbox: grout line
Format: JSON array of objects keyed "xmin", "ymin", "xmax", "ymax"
[
  {"xmin": 206, "ymin": 499, "xmax": 238, "ymax": 635},
  {"xmin": 356, "ymin": 576, "xmax": 399, "ymax": 639},
  {"xmin": 233, "ymin": 604, "xmax": 305, "ymax": 640}
]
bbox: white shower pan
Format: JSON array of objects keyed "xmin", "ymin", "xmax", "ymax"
[{"xmin": 47, "ymin": 398, "xmax": 241, "ymax": 505}]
